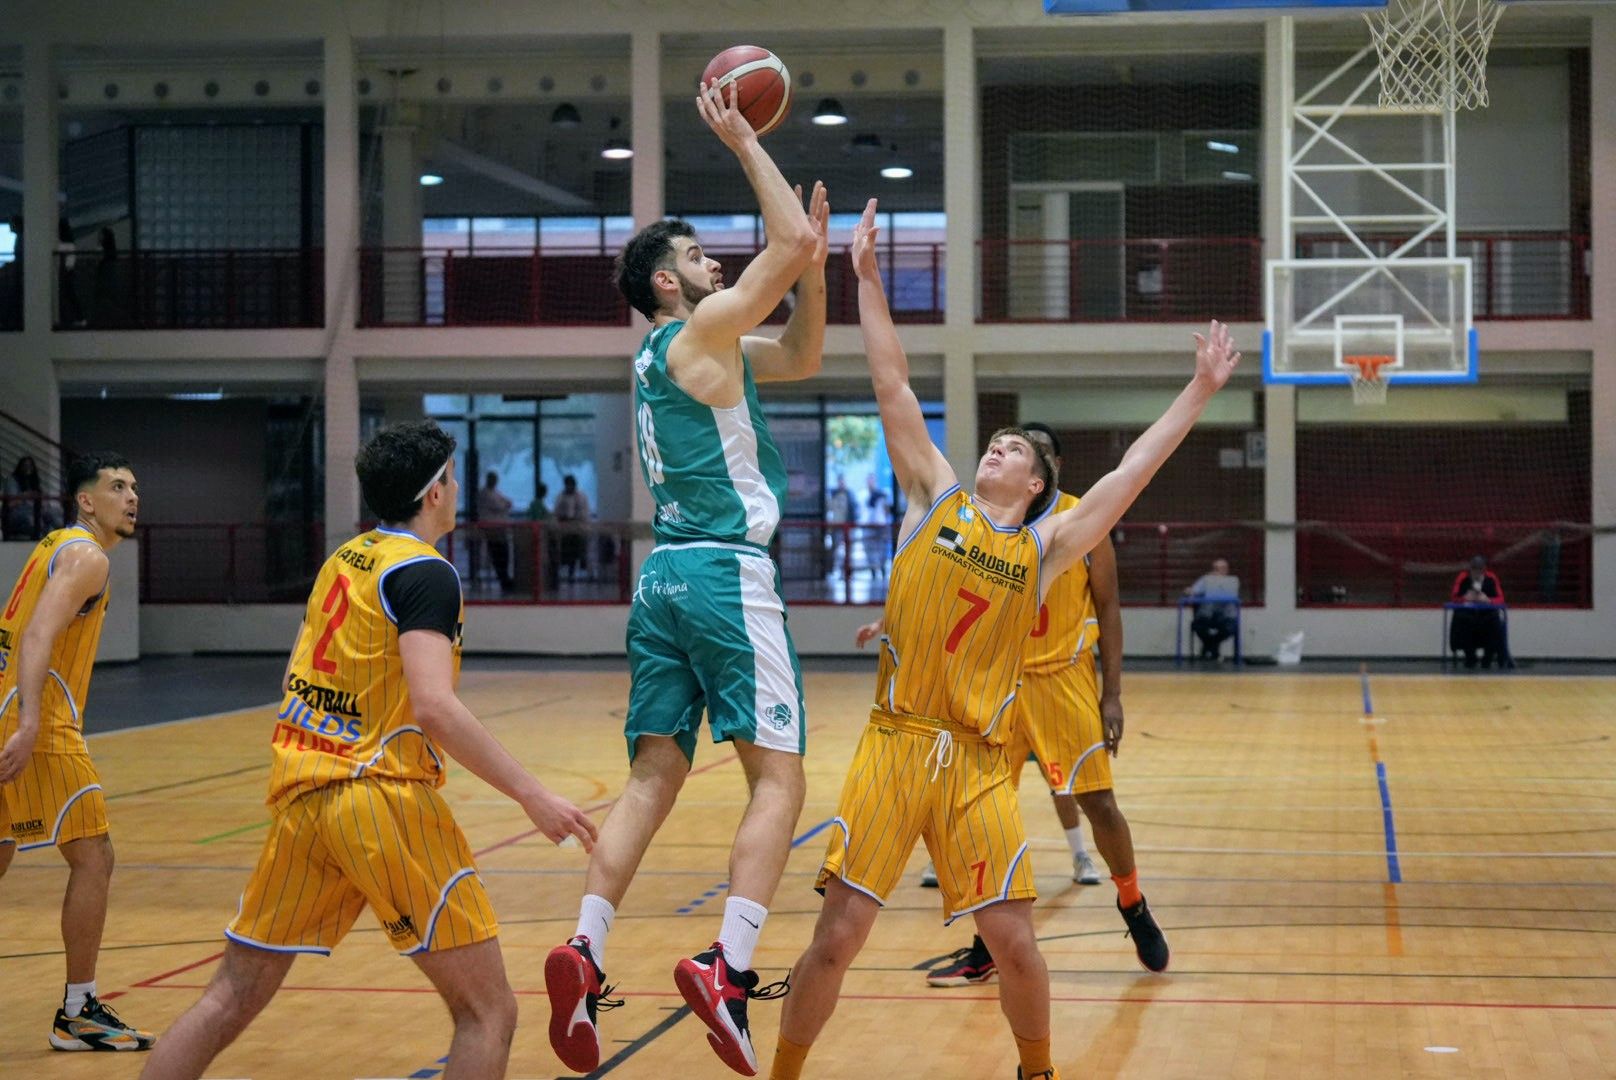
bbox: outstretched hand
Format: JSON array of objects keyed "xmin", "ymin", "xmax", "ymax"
[
  {"xmin": 798, "ymin": 181, "xmax": 830, "ymax": 270},
  {"xmin": 696, "ymin": 80, "xmax": 758, "ymax": 154},
  {"xmin": 849, "ymin": 197, "xmax": 880, "ymax": 281},
  {"xmin": 1192, "ymin": 320, "xmax": 1241, "ymax": 392}
]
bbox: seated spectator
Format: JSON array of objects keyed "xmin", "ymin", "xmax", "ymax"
[
  {"xmin": 1184, "ymin": 557, "xmax": 1240, "ymax": 661},
  {"xmin": 3, "ymin": 455, "xmax": 62, "ymax": 540},
  {"xmin": 1449, "ymin": 555, "xmax": 1507, "ymax": 670}
]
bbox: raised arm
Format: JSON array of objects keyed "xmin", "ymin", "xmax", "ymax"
[
  {"xmin": 748, "ymin": 182, "xmax": 829, "ymax": 383},
  {"xmin": 0, "ymin": 543, "xmax": 108, "ymax": 783},
  {"xmin": 853, "ymin": 198, "xmax": 954, "ymax": 511},
  {"xmin": 684, "ymin": 82, "xmax": 816, "ymax": 345},
  {"xmin": 1036, "ymin": 321, "xmax": 1241, "ymax": 588}
]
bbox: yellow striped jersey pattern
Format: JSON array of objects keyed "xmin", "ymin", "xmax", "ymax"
[
  {"xmin": 268, "ymin": 527, "xmax": 463, "ymax": 811},
  {"xmin": 876, "ymin": 487, "xmax": 1043, "ymax": 744},
  {"xmin": 0, "ymin": 526, "xmax": 110, "ymax": 754},
  {"xmin": 1022, "ymin": 491, "xmax": 1099, "ymax": 676}
]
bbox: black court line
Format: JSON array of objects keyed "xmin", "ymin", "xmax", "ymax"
[
  {"xmin": 553, "ymin": 1004, "xmax": 694, "ymax": 1079},
  {"xmin": 105, "ymin": 762, "xmax": 265, "ymax": 800}
]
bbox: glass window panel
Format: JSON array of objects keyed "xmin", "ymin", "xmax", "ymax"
[
  {"xmin": 681, "ymin": 214, "xmax": 760, "ymax": 249},
  {"xmin": 422, "ymin": 217, "xmax": 471, "ymax": 253},
  {"xmin": 472, "ymin": 217, "xmax": 537, "ymax": 249},
  {"xmin": 471, "ymin": 395, "xmax": 538, "ymax": 417},
  {"xmin": 473, "ymin": 418, "xmax": 536, "ymax": 515},
  {"xmin": 540, "ymin": 217, "xmax": 604, "ymax": 252},
  {"xmin": 424, "ymin": 394, "xmax": 471, "ymax": 416},
  {"xmin": 603, "ymin": 216, "xmax": 637, "ymax": 252}
]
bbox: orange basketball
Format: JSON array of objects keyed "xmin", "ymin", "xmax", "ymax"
[{"xmin": 700, "ymin": 45, "xmax": 792, "ymax": 136}]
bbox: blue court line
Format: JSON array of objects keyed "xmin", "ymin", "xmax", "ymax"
[
  {"xmin": 791, "ymin": 817, "xmax": 835, "ymax": 849},
  {"xmin": 672, "ymin": 819, "xmax": 831, "ymax": 914},
  {"xmin": 1360, "ymin": 666, "xmax": 1374, "ymax": 716},
  {"xmin": 407, "ymin": 1054, "xmax": 450, "ymax": 1078},
  {"xmin": 1376, "ymin": 761, "xmax": 1403, "ymax": 884}
]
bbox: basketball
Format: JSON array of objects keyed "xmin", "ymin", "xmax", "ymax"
[{"xmin": 700, "ymin": 45, "xmax": 792, "ymax": 136}]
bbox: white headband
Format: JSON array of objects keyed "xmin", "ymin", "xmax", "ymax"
[{"xmin": 412, "ymin": 458, "xmax": 451, "ymax": 502}]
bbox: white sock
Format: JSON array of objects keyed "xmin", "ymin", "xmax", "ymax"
[
  {"xmin": 717, "ymin": 896, "xmax": 768, "ymax": 972},
  {"xmin": 64, "ymin": 981, "xmax": 95, "ymax": 1017},
  {"xmin": 574, "ymin": 894, "xmax": 616, "ymax": 971},
  {"xmin": 1065, "ymin": 825, "xmax": 1089, "ymax": 859}
]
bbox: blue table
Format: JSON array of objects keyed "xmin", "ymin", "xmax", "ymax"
[
  {"xmin": 1176, "ymin": 596, "xmax": 1242, "ymax": 666},
  {"xmin": 1442, "ymin": 601, "xmax": 1511, "ymax": 667}
]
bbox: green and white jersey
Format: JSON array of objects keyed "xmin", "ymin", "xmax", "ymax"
[{"xmin": 633, "ymin": 320, "xmax": 788, "ymax": 548}]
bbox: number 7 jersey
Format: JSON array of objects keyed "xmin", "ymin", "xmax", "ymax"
[
  {"xmin": 876, "ymin": 487, "xmax": 1044, "ymax": 744},
  {"xmin": 268, "ymin": 527, "xmax": 464, "ymax": 811}
]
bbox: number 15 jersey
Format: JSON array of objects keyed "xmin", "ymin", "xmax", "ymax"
[
  {"xmin": 268, "ymin": 527, "xmax": 464, "ymax": 811},
  {"xmin": 876, "ymin": 487, "xmax": 1044, "ymax": 745}
]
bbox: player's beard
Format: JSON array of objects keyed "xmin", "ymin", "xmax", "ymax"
[{"xmin": 675, "ymin": 269, "xmax": 716, "ymax": 309}]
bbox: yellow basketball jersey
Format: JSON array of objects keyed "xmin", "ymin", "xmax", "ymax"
[
  {"xmin": 876, "ymin": 487, "xmax": 1043, "ymax": 744},
  {"xmin": 1023, "ymin": 491, "xmax": 1099, "ymax": 675},
  {"xmin": 267, "ymin": 527, "xmax": 463, "ymax": 810},
  {"xmin": 0, "ymin": 526, "xmax": 110, "ymax": 754}
]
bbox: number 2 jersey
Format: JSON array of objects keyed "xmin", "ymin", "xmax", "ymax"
[
  {"xmin": 268, "ymin": 526, "xmax": 464, "ymax": 811},
  {"xmin": 0, "ymin": 526, "xmax": 110, "ymax": 755},
  {"xmin": 632, "ymin": 320, "xmax": 789, "ymax": 548},
  {"xmin": 876, "ymin": 487, "xmax": 1044, "ymax": 745}
]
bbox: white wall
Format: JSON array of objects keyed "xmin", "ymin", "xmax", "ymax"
[
  {"xmin": 1, "ymin": 539, "xmax": 139, "ymax": 663},
  {"xmin": 137, "ymin": 595, "xmax": 1612, "ymax": 661}
]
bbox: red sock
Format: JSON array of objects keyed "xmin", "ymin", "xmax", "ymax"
[{"xmin": 1113, "ymin": 870, "xmax": 1142, "ymax": 907}]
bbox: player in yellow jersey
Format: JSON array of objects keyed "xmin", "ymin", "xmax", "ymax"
[
  {"xmin": 0, "ymin": 451, "xmax": 153, "ymax": 1052},
  {"xmin": 141, "ymin": 422, "xmax": 598, "ymax": 1080},
  {"xmin": 770, "ymin": 200, "xmax": 1239, "ymax": 1080},
  {"xmin": 914, "ymin": 421, "xmax": 1168, "ymax": 990}
]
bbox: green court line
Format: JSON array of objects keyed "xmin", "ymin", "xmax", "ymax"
[{"xmin": 195, "ymin": 820, "xmax": 268, "ymax": 845}]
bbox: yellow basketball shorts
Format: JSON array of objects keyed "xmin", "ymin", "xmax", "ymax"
[
  {"xmin": 817, "ymin": 710, "xmax": 1036, "ymax": 924},
  {"xmin": 1008, "ymin": 661, "xmax": 1111, "ymax": 796},
  {"xmin": 227, "ymin": 776, "xmax": 497, "ymax": 957},
  {"xmin": 0, "ymin": 751, "xmax": 108, "ymax": 851}
]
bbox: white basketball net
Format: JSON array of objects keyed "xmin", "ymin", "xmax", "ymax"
[{"xmin": 1366, "ymin": 0, "xmax": 1504, "ymax": 111}]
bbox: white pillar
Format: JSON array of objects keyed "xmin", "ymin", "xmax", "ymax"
[
  {"xmin": 628, "ymin": 29, "xmax": 664, "ymax": 576},
  {"xmin": 380, "ymin": 104, "xmax": 422, "ymax": 323},
  {"xmin": 14, "ymin": 39, "xmax": 58, "ymax": 438},
  {"xmin": 1256, "ymin": 16, "xmax": 1298, "ymax": 653},
  {"xmin": 942, "ymin": 21, "xmax": 979, "ymax": 479},
  {"xmin": 1589, "ymin": 12, "xmax": 1616, "ymax": 620},
  {"xmin": 323, "ymin": 24, "xmax": 361, "ymax": 548}
]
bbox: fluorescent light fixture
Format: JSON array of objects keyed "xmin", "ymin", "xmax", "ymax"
[
  {"xmin": 600, "ymin": 139, "xmax": 633, "ymax": 160},
  {"xmin": 881, "ymin": 164, "xmax": 913, "ymax": 180},
  {"xmin": 1222, "ymin": 170, "xmax": 1252, "ymax": 181},
  {"xmin": 812, "ymin": 98, "xmax": 848, "ymax": 125},
  {"xmin": 1207, "ymin": 140, "xmax": 1240, "ymax": 154},
  {"xmin": 419, "ymin": 173, "xmax": 444, "ymax": 186},
  {"xmin": 168, "ymin": 390, "xmax": 225, "ymax": 401}
]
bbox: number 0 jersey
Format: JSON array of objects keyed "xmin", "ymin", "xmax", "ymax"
[
  {"xmin": 268, "ymin": 527, "xmax": 464, "ymax": 811},
  {"xmin": 1023, "ymin": 491, "xmax": 1099, "ymax": 675},
  {"xmin": 632, "ymin": 320, "xmax": 789, "ymax": 548},
  {"xmin": 876, "ymin": 487, "xmax": 1043, "ymax": 744},
  {"xmin": 0, "ymin": 526, "xmax": 110, "ymax": 755}
]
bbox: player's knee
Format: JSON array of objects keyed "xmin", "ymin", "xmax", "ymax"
[
  {"xmin": 62, "ymin": 833, "xmax": 114, "ymax": 877},
  {"xmin": 808, "ymin": 917, "xmax": 864, "ymax": 972},
  {"xmin": 1077, "ymin": 789, "xmax": 1122, "ymax": 826}
]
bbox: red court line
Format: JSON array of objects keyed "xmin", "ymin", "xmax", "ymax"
[
  {"xmin": 139, "ymin": 982, "xmax": 1616, "ymax": 1012},
  {"xmin": 132, "ymin": 950, "xmax": 225, "ymax": 988},
  {"xmin": 473, "ymin": 751, "xmax": 739, "ymax": 858}
]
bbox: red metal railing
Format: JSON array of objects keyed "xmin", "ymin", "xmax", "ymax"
[
  {"xmin": 136, "ymin": 521, "xmax": 636, "ymax": 605},
  {"xmin": 1294, "ymin": 233, "xmax": 1591, "ymax": 320},
  {"xmin": 55, "ymin": 249, "xmax": 324, "ymax": 330},
  {"xmin": 356, "ymin": 244, "xmax": 945, "ymax": 328},
  {"xmin": 1296, "ymin": 520, "xmax": 1593, "ymax": 608},
  {"xmin": 977, "ymin": 236, "xmax": 1264, "ymax": 324}
]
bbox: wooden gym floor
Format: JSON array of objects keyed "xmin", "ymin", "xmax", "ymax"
[{"xmin": 2, "ymin": 665, "xmax": 1613, "ymax": 1079}]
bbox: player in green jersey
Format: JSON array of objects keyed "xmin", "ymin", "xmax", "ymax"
[{"xmin": 545, "ymin": 80, "xmax": 829, "ymax": 1077}]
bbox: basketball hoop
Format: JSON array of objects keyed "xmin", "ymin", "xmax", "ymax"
[
  {"xmin": 1366, "ymin": 0, "xmax": 1504, "ymax": 111},
  {"xmin": 1345, "ymin": 355, "xmax": 1395, "ymax": 406}
]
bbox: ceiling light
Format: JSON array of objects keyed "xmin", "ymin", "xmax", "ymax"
[
  {"xmin": 1206, "ymin": 140, "xmax": 1240, "ymax": 154},
  {"xmin": 550, "ymin": 102, "xmax": 581, "ymax": 127},
  {"xmin": 601, "ymin": 116, "xmax": 633, "ymax": 160},
  {"xmin": 881, "ymin": 164, "xmax": 913, "ymax": 180},
  {"xmin": 1222, "ymin": 171, "xmax": 1252, "ymax": 181},
  {"xmin": 812, "ymin": 98, "xmax": 848, "ymax": 126},
  {"xmin": 419, "ymin": 173, "xmax": 444, "ymax": 186}
]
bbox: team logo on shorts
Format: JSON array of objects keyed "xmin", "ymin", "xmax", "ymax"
[
  {"xmin": 764, "ymin": 703, "xmax": 793, "ymax": 730},
  {"xmin": 934, "ymin": 525, "xmax": 966, "ymax": 554}
]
